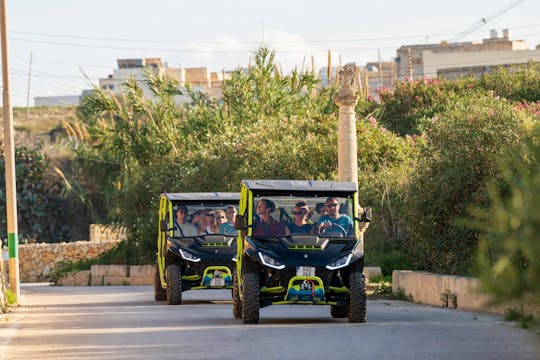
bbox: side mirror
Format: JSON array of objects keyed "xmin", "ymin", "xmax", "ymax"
[
  {"xmin": 361, "ymin": 207, "xmax": 372, "ymax": 222},
  {"xmin": 160, "ymin": 220, "xmax": 170, "ymax": 232},
  {"xmin": 234, "ymin": 214, "xmax": 247, "ymax": 230}
]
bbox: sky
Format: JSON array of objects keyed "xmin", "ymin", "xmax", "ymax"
[{"xmin": 3, "ymin": 0, "xmax": 540, "ymax": 107}]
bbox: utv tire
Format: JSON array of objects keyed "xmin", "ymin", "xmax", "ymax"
[
  {"xmin": 242, "ymin": 272, "xmax": 260, "ymax": 324},
  {"xmin": 154, "ymin": 263, "xmax": 167, "ymax": 301},
  {"xmin": 233, "ymin": 270, "xmax": 242, "ymax": 319},
  {"xmin": 330, "ymin": 304, "xmax": 348, "ymax": 318},
  {"xmin": 348, "ymin": 272, "xmax": 367, "ymax": 323},
  {"xmin": 166, "ymin": 264, "xmax": 183, "ymax": 305}
]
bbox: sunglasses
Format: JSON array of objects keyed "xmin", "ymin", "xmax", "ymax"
[
  {"xmin": 293, "ymin": 211, "xmax": 306, "ymax": 215},
  {"xmin": 216, "ymin": 216, "xmax": 225, "ymax": 219},
  {"xmin": 326, "ymin": 203, "xmax": 339, "ymax": 207},
  {"xmin": 205, "ymin": 213, "xmax": 215, "ymax": 217},
  {"xmin": 178, "ymin": 210, "xmax": 187, "ymax": 214}
]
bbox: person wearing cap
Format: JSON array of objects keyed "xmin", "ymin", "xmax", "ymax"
[
  {"xmin": 287, "ymin": 201, "xmax": 313, "ymax": 234},
  {"xmin": 253, "ymin": 199, "xmax": 290, "ymax": 237},
  {"xmin": 174, "ymin": 205, "xmax": 198, "ymax": 237}
]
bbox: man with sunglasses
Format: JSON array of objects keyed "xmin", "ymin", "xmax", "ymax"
[
  {"xmin": 174, "ymin": 205, "xmax": 198, "ymax": 237},
  {"xmin": 316, "ymin": 197, "xmax": 353, "ymax": 236}
]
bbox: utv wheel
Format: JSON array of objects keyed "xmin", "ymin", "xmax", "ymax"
[
  {"xmin": 233, "ymin": 270, "xmax": 242, "ymax": 319},
  {"xmin": 242, "ymin": 272, "xmax": 260, "ymax": 324},
  {"xmin": 348, "ymin": 272, "xmax": 367, "ymax": 323},
  {"xmin": 330, "ymin": 304, "xmax": 348, "ymax": 318},
  {"xmin": 154, "ymin": 263, "xmax": 166, "ymax": 301},
  {"xmin": 166, "ymin": 264, "xmax": 183, "ymax": 305}
]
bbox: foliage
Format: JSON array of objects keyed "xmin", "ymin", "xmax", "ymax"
[
  {"xmin": 471, "ymin": 123, "xmax": 539, "ymax": 324},
  {"xmin": 0, "ymin": 145, "xmax": 87, "ymax": 243},
  {"xmin": 74, "ymin": 47, "xmax": 346, "ymax": 263},
  {"xmin": 478, "ymin": 61, "xmax": 540, "ymax": 102},
  {"xmin": 371, "ymin": 78, "xmax": 480, "ymax": 136},
  {"xmin": 404, "ymin": 94, "xmax": 535, "ymax": 274},
  {"xmin": 6, "ymin": 290, "xmax": 17, "ymax": 305}
]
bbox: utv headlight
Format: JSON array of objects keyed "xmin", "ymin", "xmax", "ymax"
[
  {"xmin": 258, "ymin": 252, "xmax": 285, "ymax": 270},
  {"xmin": 326, "ymin": 254, "xmax": 352, "ymax": 270},
  {"xmin": 179, "ymin": 249, "xmax": 201, "ymax": 262}
]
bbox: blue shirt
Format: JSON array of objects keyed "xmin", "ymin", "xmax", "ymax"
[
  {"xmin": 317, "ymin": 215, "xmax": 354, "ymax": 236},
  {"xmin": 220, "ymin": 222, "xmax": 238, "ymax": 236}
]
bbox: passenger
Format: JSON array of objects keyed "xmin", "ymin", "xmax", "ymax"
[
  {"xmin": 220, "ymin": 206, "xmax": 238, "ymax": 236},
  {"xmin": 213, "ymin": 210, "xmax": 228, "ymax": 234},
  {"xmin": 203, "ymin": 209, "xmax": 218, "ymax": 234},
  {"xmin": 287, "ymin": 201, "xmax": 313, "ymax": 234},
  {"xmin": 191, "ymin": 209, "xmax": 205, "ymax": 235},
  {"xmin": 253, "ymin": 199, "xmax": 290, "ymax": 237},
  {"xmin": 317, "ymin": 197, "xmax": 353, "ymax": 236},
  {"xmin": 174, "ymin": 206, "xmax": 198, "ymax": 237}
]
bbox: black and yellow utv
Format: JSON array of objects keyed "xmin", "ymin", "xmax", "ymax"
[
  {"xmin": 154, "ymin": 192, "xmax": 240, "ymax": 305},
  {"xmin": 233, "ymin": 180, "xmax": 371, "ymax": 323}
]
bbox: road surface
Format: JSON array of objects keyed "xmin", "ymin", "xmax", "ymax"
[{"xmin": 0, "ymin": 284, "xmax": 537, "ymax": 359}]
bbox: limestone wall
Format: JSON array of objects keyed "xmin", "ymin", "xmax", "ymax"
[
  {"xmin": 393, "ymin": 270, "xmax": 538, "ymax": 317},
  {"xmin": 17, "ymin": 240, "xmax": 121, "ymax": 282},
  {"xmin": 57, "ymin": 265, "xmax": 154, "ymax": 286}
]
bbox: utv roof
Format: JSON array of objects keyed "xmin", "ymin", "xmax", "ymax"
[
  {"xmin": 162, "ymin": 192, "xmax": 240, "ymax": 202},
  {"xmin": 242, "ymin": 180, "xmax": 357, "ymax": 192}
]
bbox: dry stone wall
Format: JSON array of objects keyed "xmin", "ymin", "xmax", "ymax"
[
  {"xmin": 1, "ymin": 224, "xmax": 126, "ymax": 283},
  {"xmin": 18, "ymin": 240, "xmax": 120, "ymax": 282}
]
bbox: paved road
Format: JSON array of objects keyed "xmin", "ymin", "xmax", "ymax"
[{"xmin": 0, "ymin": 284, "xmax": 537, "ymax": 360}]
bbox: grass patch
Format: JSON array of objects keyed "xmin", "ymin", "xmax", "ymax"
[
  {"xmin": 503, "ymin": 308, "xmax": 537, "ymax": 329},
  {"xmin": 365, "ymin": 250, "xmax": 414, "ymax": 276},
  {"xmin": 6, "ymin": 290, "xmax": 17, "ymax": 305}
]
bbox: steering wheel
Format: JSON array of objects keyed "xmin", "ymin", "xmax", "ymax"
[{"xmin": 320, "ymin": 223, "xmax": 347, "ymax": 237}]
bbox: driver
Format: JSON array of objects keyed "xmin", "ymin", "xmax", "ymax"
[
  {"xmin": 253, "ymin": 199, "xmax": 290, "ymax": 237},
  {"xmin": 174, "ymin": 205, "xmax": 198, "ymax": 237},
  {"xmin": 316, "ymin": 197, "xmax": 353, "ymax": 236}
]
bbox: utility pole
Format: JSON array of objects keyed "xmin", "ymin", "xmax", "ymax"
[
  {"xmin": 327, "ymin": 49, "xmax": 331, "ymax": 87},
  {"xmin": 407, "ymin": 47, "xmax": 413, "ymax": 81},
  {"xmin": 1, "ymin": 0, "xmax": 20, "ymax": 300},
  {"xmin": 378, "ymin": 49, "xmax": 383, "ymax": 90},
  {"xmin": 26, "ymin": 52, "xmax": 32, "ymax": 121}
]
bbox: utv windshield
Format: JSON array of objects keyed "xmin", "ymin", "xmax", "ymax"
[
  {"xmin": 251, "ymin": 195, "xmax": 356, "ymax": 238},
  {"xmin": 172, "ymin": 202, "xmax": 238, "ymax": 238}
]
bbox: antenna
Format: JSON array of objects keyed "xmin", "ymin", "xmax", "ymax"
[{"xmin": 450, "ymin": 0, "xmax": 525, "ymax": 43}]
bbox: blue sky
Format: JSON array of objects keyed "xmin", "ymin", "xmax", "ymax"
[{"xmin": 4, "ymin": 0, "xmax": 540, "ymax": 106}]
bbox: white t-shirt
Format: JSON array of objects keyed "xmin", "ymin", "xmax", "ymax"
[{"xmin": 174, "ymin": 222, "xmax": 198, "ymax": 237}]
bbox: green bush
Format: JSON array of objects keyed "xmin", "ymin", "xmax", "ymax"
[{"xmin": 404, "ymin": 95, "xmax": 535, "ymax": 274}]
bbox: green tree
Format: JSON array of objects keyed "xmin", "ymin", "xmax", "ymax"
[{"xmin": 473, "ymin": 124, "xmax": 539, "ymax": 321}]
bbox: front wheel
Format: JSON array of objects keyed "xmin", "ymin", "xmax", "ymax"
[
  {"xmin": 242, "ymin": 272, "xmax": 260, "ymax": 324},
  {"xmin": 348, "ymin": 272, "xmax": 367, "ymax": 323},
  {"xmin": 154, "ymin": 263, "xmax": 166, "ymax": 301},
  {"xmin": 233, "ymin": 269, "xmax": 242, "ymax": 319},
  {"xmin": 166, "ymin": 264, "xmax": 183, "ymax": 305}
]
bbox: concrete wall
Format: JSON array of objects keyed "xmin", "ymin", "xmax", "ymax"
[
  {"xmin": 393, "ymin": 270, "xmax": 538, "ymax": 316},
  {"xmin": 422, "ymin": 49, "xmax": 540, "ymax": 78}
]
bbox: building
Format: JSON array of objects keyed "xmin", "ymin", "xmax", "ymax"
[
  {"xmin": 396, "ymin": 29, "xmax": 540, "ymax": 80},
  {"xmin": 98, "ymin": 58, "xmax": 231, "ymax": 103}
]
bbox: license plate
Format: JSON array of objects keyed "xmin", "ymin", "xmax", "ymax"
[
  {"xmin": 210, "ymin": 277, "xmax": 225, "ymax": 287},
  {"xmin": 296, "ymin": 266, "xmax": 315, "ymax": 277}
]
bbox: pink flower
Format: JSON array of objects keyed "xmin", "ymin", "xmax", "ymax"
[{"xmin": 368, "ymin": 116, "xmax": 377, "ymax": 126}]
